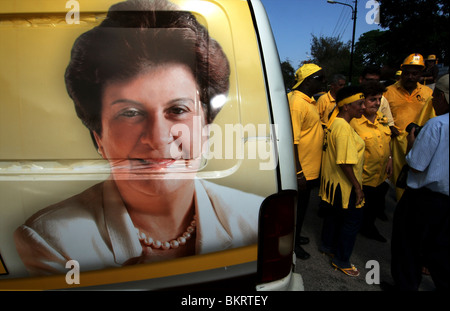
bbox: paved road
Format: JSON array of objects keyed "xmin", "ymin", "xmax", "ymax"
[{"xmin": 294, "ymin": 183, "xmax": 436, "ymax": 291}]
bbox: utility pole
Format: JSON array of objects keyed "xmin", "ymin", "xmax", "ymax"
[
  {"xmin": 327, "ymin": 0, "xmax": 357, "ymax": 84},
  {"xmin": 349, "ymin": 0, "xmax": 357, "ymax": 85}
]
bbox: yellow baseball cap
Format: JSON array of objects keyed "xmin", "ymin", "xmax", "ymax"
[{"xmin": 292, "ymin": 63, "xmax": 322, "ymax": 89}]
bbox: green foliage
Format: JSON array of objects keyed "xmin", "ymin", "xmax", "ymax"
[
  {"xmin": 377, "ymin": 0, "xmax": 449, "ymax": 67},
  {"xmin": 281, "ymin": 60, "xmax": 296, "ymax": 92},
  {"xmin": 310, "ymin": 34, "xmax": 351, "ymax": 81},
  {"xmin": 279, "ymin": 0, "xmax": 448, "ymax": 91},
  {"xmin": 280, "ymin": 35, "xmax": 353, "ymax": 91},
  {"xmin": 279, "ymin": 0, "xmax": 449, "ymax": 92},
  {"xmin": 354, "ymin": 30, "xmax": 387, "ymax": 67}
]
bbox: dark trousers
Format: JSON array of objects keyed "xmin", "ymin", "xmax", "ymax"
[
  {"xmin": 320, "ymin": 186, "xmax": 363, "ymax": 268},
  {"xmin": 361, "ymin": 182, "xmax": 389, "ymax": 234},
  {"xmin": 391, "ymin": 187, "xmax": 449, "ymax": 291},
  {"xmin": 295, "ymin": 178, "xmax": 319, "ymax": 243}
]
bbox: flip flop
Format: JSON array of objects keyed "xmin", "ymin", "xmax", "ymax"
[{"xmin": 332, "ymin": 262, "xmax": 360, "ymax": 277}]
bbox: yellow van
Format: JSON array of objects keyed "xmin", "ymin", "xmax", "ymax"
[{"xmin": 0, "ymin": 0, "xmax": 301, "ymax": 291}]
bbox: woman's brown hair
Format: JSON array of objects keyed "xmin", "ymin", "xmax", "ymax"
[{"xmin": 65, "ymin": 0, "xmax": 230, "ymax": 137}]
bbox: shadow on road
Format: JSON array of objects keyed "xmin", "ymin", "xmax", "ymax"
[{"xmin": 295, "ymin": 182, "xmax": 436, "ymax": 291}]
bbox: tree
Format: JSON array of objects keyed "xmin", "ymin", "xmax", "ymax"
[
  {"xmin": 310, "ymin": 34, "xmax": 351, "ymax": 83},
  {"xmin": 353, "ymin": 30, "xmax": 393, "ymax": 80},
  {"xmin": 354, "ymin": 30, "xmax": 388, "ymax": 68},
  {"xmin": 281, "ymin": 60, "xmax": 295, "ymax": 92},
  {"xmin": 378, "ymin": 0, "xmax": 449, "ymax": 67}
]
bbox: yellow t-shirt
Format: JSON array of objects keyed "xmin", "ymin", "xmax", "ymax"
[
  {"xmin": 315, "ymin": 91, "xmax": 336, "ymax": 124},
  {"xmin": 384, "ymin": 82, "xmax": 432, "ymax": 199},
  {"xmin": 350, "ymin": 111, "xmax": 391, "ymax": 187},
  {"xmin": 320, "ymin": 117, "xmax": 365, "ymax": 209},
  {"xmin": 384, "ymin": 81, "xmax": 432, "ymax": 131},
  {"xmin": 415, "ymin": 96, "xmax": 436, "ymax": 126},
  {"xmin": 288, "ymin": 90, "xmax": 324, "ymax": 180}
]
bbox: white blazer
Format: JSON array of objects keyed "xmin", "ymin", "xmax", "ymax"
[{"xmin": 14, "ymin": 179, "xmax": 263, "ymax": 276}]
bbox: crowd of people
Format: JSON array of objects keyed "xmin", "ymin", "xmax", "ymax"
[{"xmin": 288, "ymin": 53, "xmax": 449, "ymax": 291}]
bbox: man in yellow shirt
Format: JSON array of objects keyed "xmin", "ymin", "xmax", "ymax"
[
  {"xmin": 384, "ymin": 53, "xmax": 433, "ymax": 199},
  {"xmin": 288, "ymin": 63, "xmax": 325, "ymax": 260},
  {"xmin": 316, "ymin": 74, "xmax": 346, "ymax": 123}
]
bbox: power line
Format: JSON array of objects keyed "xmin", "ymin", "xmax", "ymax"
[
  {"xmin": 335, "ymin": 4, "xmax": 350, "ymax": 38},
  {"xmin": 331, "ymin": 5, "xmax": 346, "ymax": 38},
  {"xmin": 338, "ymin": 14, "xmax": 352, "ymax": 41},
  {"xmin": 331, "ymin": 0, "xmax": 353, "ymax": 41}
]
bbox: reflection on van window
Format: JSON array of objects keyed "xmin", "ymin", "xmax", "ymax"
[{"xmin": 14, "ymin": 0, "xmax": 263, "ymax": 276}]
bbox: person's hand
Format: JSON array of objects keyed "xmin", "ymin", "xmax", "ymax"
[
  {"xmin": 386, "ymin": 156, "xmax": 393, "ymax": 178},
  {"xmin": 297, "ymin": 171, "xmax": 307, "ymax": 191},
  {"xmin": 390, "ymin": 126, "xmax": 400, "ymax": 138},
  {"xmin": 406, "ymin": 127, "xmax": 417, "ymax": 153},
  {"xmin": 355, "ymin": 187, "xmax": 365, "ymax": 207}
]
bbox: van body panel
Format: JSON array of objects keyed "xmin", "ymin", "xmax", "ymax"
[{"xmin": 0, "ymin": 0, "xmax": 300, "ymax": 290}]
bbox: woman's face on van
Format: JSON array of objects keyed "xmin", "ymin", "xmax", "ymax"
[{"xmin": 94, "ymin": 63, "xmax": 206, "ymax": 194}]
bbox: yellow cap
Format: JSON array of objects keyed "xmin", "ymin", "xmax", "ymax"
[
  {"xmin": 426, "ymin": 54, "xmax": 437, "ymax": 61},
  {"xmin": 292, "ymin": 63, "xmax": 322, "ymax": 89},
  {"xmin": 401, "ymin": 53, "xmax": 425, "ymax": 68}
]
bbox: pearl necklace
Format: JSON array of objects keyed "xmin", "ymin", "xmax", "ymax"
[{"xmin": 136, "ymin": 216, "xmax": 197, "ymax": 250}]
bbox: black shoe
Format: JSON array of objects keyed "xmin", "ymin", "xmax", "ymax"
[
  {"xmin": 297, "ymin": 236, "xmax": 310, "ymax": 245},
  {"xmin": 295, "ymin": 245, "xmax": 311, "ymax": 260}
]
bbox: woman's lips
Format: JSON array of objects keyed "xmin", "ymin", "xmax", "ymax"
[
  {"xmin": 132, "ymin": 158, "xmax": 177, "ymax": 170},
  {"xmin": 108, "ymin": 156, "xmax": 203, "ymax": 175}
]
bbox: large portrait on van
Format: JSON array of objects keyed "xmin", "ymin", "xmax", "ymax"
[{"xmin": 12, "ymin": 0, "xmax": 264, "ymax": 276}]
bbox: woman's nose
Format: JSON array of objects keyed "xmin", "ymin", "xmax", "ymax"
[{"xmin": 139, "ymin": 115, "xmax": 171, "ymax": 150}]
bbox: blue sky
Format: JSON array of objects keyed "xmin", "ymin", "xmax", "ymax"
[{"xmin": 260, "ymin": 0, "xmax": 383, "ymax": 68}]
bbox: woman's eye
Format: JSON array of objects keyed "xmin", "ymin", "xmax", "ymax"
[
  {"xmin": 121, "ymin": 109, "xmax": 142, "ymax": 118},
  {"xmin": 168, "ymin": 106, "xmax": 191, "ymax": 116},
  {"xmin": 171, "ymin": 108, "xmax": 187, "ymax": 114}
]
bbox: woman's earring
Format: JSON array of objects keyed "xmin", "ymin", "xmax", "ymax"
[{"xmin": 97, "ymin": 146, "xmax": 105, "ymax": 157}]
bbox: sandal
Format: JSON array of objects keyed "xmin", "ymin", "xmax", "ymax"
[{"xmin": 332, "ymin": 262, "xmax": 360, "ymax": 277}]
